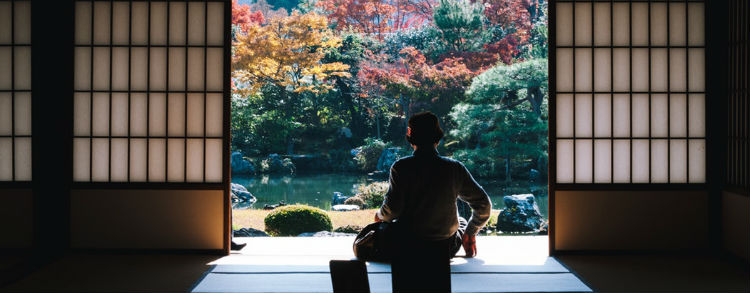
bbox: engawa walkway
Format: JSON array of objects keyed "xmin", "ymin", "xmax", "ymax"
[{"xmin": 191, "ymin": 236, "xmax": 592, "ymax": 293}]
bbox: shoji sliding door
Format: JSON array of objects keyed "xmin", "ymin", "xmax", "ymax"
[
  {"xmin": 71, "ymin": 0, "xmax": 230, "ymax": 252},
  {"xmin": 550, "ymin": 0, "xmax": 710, "ymax": 252}
]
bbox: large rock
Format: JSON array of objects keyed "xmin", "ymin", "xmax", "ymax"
[
  {"xmin": 377, "ymin": 147, "xmax": 402, "ymax": 172},
  {"xmin": 261, "ymin": 154, "xmax": 295, "ymax": 174},
  {"xmin": 231, "ymin": 151, "xmax": 255, "ymax": 175},
  {"xmin": 332, "ymin": 204, "xmax": 360, "ymax": 212},
  {"xmin": 332, "ymin": 192, "xmax": 349, "ymax": 205},
  {"xmin": 496, "ymin": 194, "xmax": 544, "ymax": 233},
  {"xmin": 297, "ymin": 231, "xmax": 356, "ymax": 237},
  {"xmin": 231, "ymin": 183, "xmax": 256, "ymax": 203},
  {"xmin": 233, "ymin": 227, "xmax": 269, "ymax": 237}
]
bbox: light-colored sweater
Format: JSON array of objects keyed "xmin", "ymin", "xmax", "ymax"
[{"xmin": 376, "ymin": 148, "xmax": 492, "ymax": 240}]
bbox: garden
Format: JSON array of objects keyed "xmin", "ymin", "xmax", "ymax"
[{"xmin": 230, "ymin": 0, "xmax": 549, "ymax": 237}]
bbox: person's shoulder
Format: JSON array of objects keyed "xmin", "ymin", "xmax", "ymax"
[
  {"xmin": 439, "ymin": 155, "xmax": 464, "ymax": 168},
  {"xmin": 392, "ymin": 155, "xmax": 416, "ymax": 169}
]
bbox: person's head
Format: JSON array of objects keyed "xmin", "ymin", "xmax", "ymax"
[{"xmin": 406, "ymin": 111, "xmax": 444, "ymax": 149}]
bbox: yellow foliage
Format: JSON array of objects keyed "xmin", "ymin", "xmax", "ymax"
[{"xmin": 232, "ymin": 12, "xmax": 351, "ymax": 96}]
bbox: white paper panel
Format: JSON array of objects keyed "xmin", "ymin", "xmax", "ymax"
[
  {"xmin": 650, "ymin": 49, "xmax": 668, "ymax": 92},
  {"xmin": 688, "ymin": 94, "xmax": 705, "ymax": 137},
  {"xmin": 112, "ymin": 2, "xmax": 130, "ymax": 45},
  {"xmin": 207, "ymin": 48, "xmax": 223, "ymax": 91},
  {"xmin": 75, "ymin": 1, "xmax": 91, "ymax": 45},
  {"xmin": 650, "ymin": 94, "xmax": 668, "ymax": 138},
  {"xmin": 91, "ymin": 138, "xmax": 109, "ymax": 182},
  {"xmin": 13, "ymin": 46, "xmax": 30, "ymax": 90},
  {"xmin": 207, "ymin": 2, "xmax": 224, "ymax": 46},
  {"xmin": 74, "ymin": 93, "xmax": 90, "ymax": 136},
  {"xmin": 14, "ymin": 137, "xmax": 30, "ymax": 180},
  {"xmin": 612, "ymin": 3, "xmax": 629, "ymax": 46},
  {"xmin": 13, "ymin": 92, "xmax": 30, "ymax": 135},
  {"xmin": 670, "ymin": 139, "xmax": 687, "ymax": 183},
  {"xmin": 188, "ymin": 48, "xmax": 205, "ymax": 91},
  {"xmin": 575, "ymin": 94, "xmax": 592, "ymax": 137},
  {"xmin": 187, "ymin": 93, "xmax": 205, "ymax": 136},
  {"xmin": 169, "ymin": 47, "xmax": 186, "ymax": 90},
  {"xmin": 111, "ymin": 93, "xmax": 128, "ymax": 136},
  {"xmin": 168, "ymin": 138, "xmax": 185, "ymax": 182},
  {"xmin": 556, "ymin": 49, "xmax": 573, "ymax": 92},
  {"xmin": 205, "ymin": 139, "xmax": 223, "ymax": 182},
  {"xmin": 149, "ymin": 93, "xmax": 166, "ymax": 136},
  {"xmin": 669, "ymin": 49, "xmax": 687, "ymax": 92},
  {"xmin": 0, "ymin": 93, "xmax": 11, "ymax": 135},
  {"xmin": 594, "ymin": 94, "xmax": 611, "ymax": 137},
  {"xmin": 593, "ymin": 3, "xmax": 610, "ymax": 46},
  {"xmin": 73, "ymin": 138, "xmax": 91, "ymax": 181},
  {"xmin": 574, "ymin": 2, "xmax": 591, "ymax": 46},
  {"xmin": 556, "ymin": 140, "xmax": 574, "ymax": 183},
  {"xmin": 148, "ymin": 138, "xmax": 166, "ymax": 182},
  {"xmin": 612, "ymin": 139, "xmax": 630, "ymax": 183},
  {"xmin": 650, "ymin": 139, "xmax": 668, "ymax": 183},
  {"xmin": 594, "ymin": 140, "xmax": 611, "ymax": 183},
  {"xmin": 556, "ymin": 3, "xmax": 573, "ymax": 46},
  {"xmin": 168, "ymin": 93, "xmax": 186, "ymax": 136},
  {"xmin": 575, "ymin": 139, "xmax": 592, "ymax": 183},
  {"xmin": 188, "ymin": 2, "xmax": 206, "ymax": 45},
  {"xmin": 593, "ymin": 49, "xmax": 611, "ymax": 92},
  {"xmin": 613, "ymin": 98, "xmax": 633, "ymax": 139},
  {"xmin": 186, "ymin": 139, "xmax": 204, "ymax": 182},
  {"xmin": 687, "ymin": 3, "xmax": 704, "ymax": 46},
  {"xmin": 556, "ymin": 94, "xmax": 573, "ymax": 137},
  {"xmin": 688, "ymin": 49, "xmax": 705, "ymax": 92},
  {"xmin": 206, "ymin": 93, "xmax": 223, "ymax": 137},
  {"xmin": 650, "ymin": 3, "xmax": 667, "ymax": 46},
  {"xmin": 130, "ymin": 93, "xmax": 147, "ymax": 136},
  {"xmin": 93, "ymin": 1, "xmax": 111, "ymax": 45},
  {"xmin": 130, "ymin": 47, "xmax": 148, "ymax": 91},
  {"xmin": 0, "ymin": 48, "xmax": 9, "ymax": 89},
  {"xmin": 575, "ymin": 49, "xmax": 592, "ymax": 92},
  {"xmin": 91, "ymin": 93, "xmax": 109, "ymax": 136},
  {"xmin": 632, "ymin": 139, "xmax": 649, "ymax": 183},
  {"xmin": 131, "ymin": 2, "xmax": 148, "ymax": 45},
  {"xmin": 669, "ymin": 94, "xmax": 687, "ymax": 137},
  {"xmin": 688, "ymin": 139, "xmax": 705, "ymax": 183},
  {"xmin": 0, "ymin": 138, "xmax": 11, "ymax": 180},
  {"xmin": 169, "ymin": 2, "xmax": 186, "ymax": 45},
  {"xmin": 632, "ymin": 94, "xmax": 649, "ymax": 137},
  {"xmin": 110, "ymin": 138, "xmax": 128, "ymax": 182},
  {"xmin": 93, "ymin": 47, "xmax": 110, "ymax": 90},
  {"xmin": 0, "ymin": 2, "xmax": 11, "ymax": 44},
  {"xmin": 669, "ymin": 3, "xmax": 686, "ymax": 46},
  {"xmin": 129, "ymin": 138, "xmax": 147, "ymax": 182},
  {"xmin": 631, "ymin": 3, "xmax": 649, "ymax": 46},
  {"xmin": 74, "ymin": 47, "xmax": 91, "ymax": 90},
  {"xmin": 632, "ymin": 49, "xmax": 649, "ymax": 92},
  {"xmin": 13, "ymin": 1, "xmax": 30, "ymax": 44},
  {"xmin": 150, "ymin": 2, "xmax": 167, "ymax": 45},
  {"xmin": 110, "ymin": 47, "xmax": 128, "ymax": 91},
  {"xmin": 149, "ymin": 48, "xmax": 167, "ymax": 91}
]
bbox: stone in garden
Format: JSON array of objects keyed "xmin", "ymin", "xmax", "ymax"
[
  {"xmin": 231, "ymin": 183, "xmax": 256, "ymax": 203},
  {"xmin": 331, "ymin": 204, "xmax": 360, "ymax": 212},
  {"xmin": 233, "ymin": 227, "xmax": 270, "ymax": 237},
  {"xmin": 231, "ymin": 151, "xmax": 255, "ymax": 175},
  {"xmin": 496, "ymin": 194, "xmax": 544, "ymax": 233},
  {"xmin": 332, "ymin": 192, "xmax": 349, "ymax": 205},
  {"xmin": 262, "ymin": 154, "xmax": 296, "ymax": 174},
  {"xmin": 377, "ymin": 147, "xmax": 402, "ymax": 172},
  {"xmin": 297, "ymin": 231, "xmax": 356, "ymax": 237}
]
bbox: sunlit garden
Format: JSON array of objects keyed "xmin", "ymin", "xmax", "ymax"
[{"xmin": 230, "ymin": 0, "xmax": 549, "ymax": 237}]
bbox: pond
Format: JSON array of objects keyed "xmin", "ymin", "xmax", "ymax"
[{"xmin": 232, "ymin": 173, "xmax": 548, "ymax": 219}]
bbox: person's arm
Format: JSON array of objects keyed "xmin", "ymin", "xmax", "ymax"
[
  {"xmin": 457, "ymin": 162, "xmax": 491, "ymax": 236},
  {"xmin": 376, "ymin": 165, "xmax": 404, "ymax": 222}
]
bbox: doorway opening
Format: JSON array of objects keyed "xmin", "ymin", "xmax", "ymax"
[{"xmin": 229, "ymin": 0, "xmax": 549, "ymax": 240}]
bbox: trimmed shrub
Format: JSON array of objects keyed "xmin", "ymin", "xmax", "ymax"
[
  {"xmin": 334, "ymin": 225, "xmax": 363, "ymax": 234},
  {"xmin": 343, "ymin": 196, "xmax": 366, "ymax": 208},
  {"xmin": 357, "ymin": 181, "xmax": 389, "ymax": 208},
  {"xmin": 264, "ymin": 205, "xmax": 333, "ymax": 236}
]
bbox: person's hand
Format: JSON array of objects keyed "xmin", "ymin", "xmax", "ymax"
[
  {"xmin": 462, "ymin": 234, "xmax": 476, "ymax": 258},
  {"xmin": 373, "ymin": 213, "xmax": 382, "ymax": 223}
]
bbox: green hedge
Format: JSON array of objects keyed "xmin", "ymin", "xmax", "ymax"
[{"xmin": 264, "ymin": 205, "xmax": 333, "ymax": 236}]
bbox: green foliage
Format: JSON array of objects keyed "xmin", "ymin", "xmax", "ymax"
[
  {"xmin": 433, "ymin": 0, "xmax": 488, "ymax": 52},
  {"xmin": 357, "ymin": 181, "xmax": 389, "ymax": 208},
  {"xmin": 264, "ymin": 205, "xmax": 333, "ymax": 236},
  {"xmin": 343, "ymin": 196, "xmax": 366, "ymax": 208},
  {"xmin": 353, "ymin": 138, "xmax": 387, "ymax": 172},
  {"xmin": 334, "ymin": 225, "xmax": 363, "ymax": 233}
]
